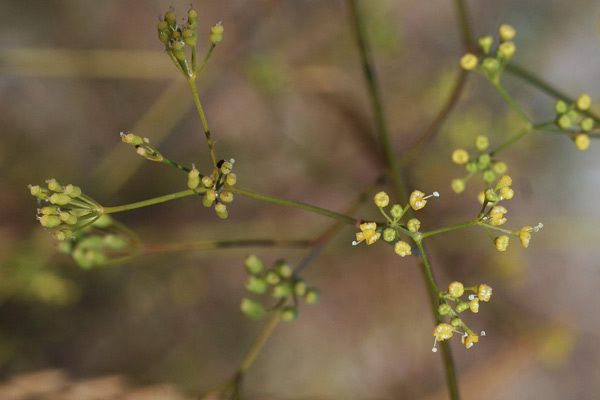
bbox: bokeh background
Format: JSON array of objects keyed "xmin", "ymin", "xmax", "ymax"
[{"xmin": 1, "ymin": 0, "xmax": 600, "ymax": 399}]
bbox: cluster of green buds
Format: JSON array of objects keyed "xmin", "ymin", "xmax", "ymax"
[
  {"xmin": 120, "ymin": 132, "xmax": 164, "ymax": 162},
  {"xmin": 188, "ymin": 159, "xmax": 236, "ymax": 219},
  {"xmin": 460, "ymin": 24, "xmax": 517, "ymax": 83},
  {"xmin": 353, "ymin": 190, "xmax": 439, "ymax": 257},
  {"xmin": 433, "ymin": 281, "xmax": 492, "ymax": 351},
  {"xmin": 476, "ymin": 174, "xmax": 543, "ymax": 252},
  {"xmin": 554, "ymin": 94, "xmax": 596, "ymax": 150},
  {"xmin": 240, "ymin": 255, "xmax": 319, "ymax": 322},
  {"xmin": 29, "ymin": 179, "xmax": 103, "ymax": 241},
  {"xmin": 56, "ymin": 215, "xmax": 140, "ymax": 269},
  {"xmin": 157, "ymin": 6, "xmax": 223, "ymax": 77},
  {"xmin": 451, "ymin": 135, "xmax": 507, "ymax": 194}
]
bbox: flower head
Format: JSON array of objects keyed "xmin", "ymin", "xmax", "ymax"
[
  {"xmin": 353, "ymin": 222, "xmax": 380, "ymax": 246},
  {"xmin": 494, "ymin": 235, "xmax": 509, "ymax": 251},
  {"xmin": 448, "ymin": 281, "xmax": 464, "ymax": 298},
  {"xmin": 462, "ymin": 332, "xmax": 480, "ymax": 349},
  {"xmin": 394, "ymin": 240, "xmax": 412, "ymax": 257},
  {"xmin": 460, "ymin": 53, "xmax": 478, "ymax": 70},
  {"xmin": 488, "ymin": 205, "xmax": 508, "ymax": 226},
  {"xmin": 409, "ymin": 190, "xmax": 439, "ymax": 211},
  {"xmin": 374, "ymin": 191, "xmax": 390, "ymax": 208},
  {"xmin": 432, "ymin": 323, "xmax": 454, "ymax": 352},
  {"xmin": 477, "ymin": 284, "xmax": 493, "ymax": 302}
]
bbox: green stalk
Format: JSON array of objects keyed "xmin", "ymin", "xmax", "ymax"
[
  {"xmin": 101, "ymin": 189, "xmax": 198, "ymax": 213},
  {"xmin": 238, "ymin": 310, "xmax": 281, "ymax": 374},
  {"xmin": 186, "ymin": 76, "xmax": 218, "ymax": 168},
  {"xmin": 143, "ymin": 239, "xmax": 312, "ymax": 254},
  {"xmin": 228, "ymin": 186, "xmax": 359, "ymax": 226},
  {"xmin": 492, "ymin": 82, "xmax": 532, "ymax": 125}
]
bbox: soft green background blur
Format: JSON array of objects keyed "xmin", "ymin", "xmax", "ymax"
[{"xmin": 1, "ymin": 0, "xmax": 600, "ymax": 398}]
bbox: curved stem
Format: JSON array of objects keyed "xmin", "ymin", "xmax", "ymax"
[
  {"xmin": 238, "ymin": 310, "xmax": 281, "ymax": 374},
  {"xmin": 228, "ymin": 186, "xmax": 359, "ymax": 226}
]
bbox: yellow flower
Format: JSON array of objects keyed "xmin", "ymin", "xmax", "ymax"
[
  {"xmin": 448, "ymin": 281, "xmax": 464, "ymax": 298},
  {"xmin": 374, "ymin": 191, "xmax": 390, "ymax": 207},
  {"xmin": 409, "ymin": 190, "xmax": 427, "ymax": 210},
  {"xmin": 488, "ymin": 205, "xmax": 508, "ymax": 226},
  {"xmin": 498, "ymin": 24, "xmax": 516, "ymax": 40},
  {"xmin": 574, "ymin": 133, "xmax": 590, "ymax": 151},
  {"xmin": 494, "ymin": 235, "xmax": 509, "ymax": 251},
  {"xmin": 451, "ymin": 179, "xmax": 465, "ymax": 193},
  {"xmin": 451, "ymin": 149, "xmax": 469, "ymax": 165},
  {"xmin": 469, "ymin": 298, "xmax": 479, "ymax": 313},
  {"xmin": 474, "ymin": 135, "xmax": 489, "ymax": 151},
  {"xmin": 477, "ymin": 284, "xmax": 492, "ymax": 302},
  {"xmin": 433, "ymin": 323, "xmax": 454, "ymax": 341},
  {"xmin": 519, "ymin": 226, "xmax": 532, "ymax": 248},
  {"xmin": 498, "ymin": 41, "xmax": 516, "ymax": 58},
  {"xmin": 499, "ymin": 186, "xmax": 514, "ymax": 200},
  {"xmin": 353, "ymin": 222, "xmax": 380, "ymax": 246},
  {"xmin": 576, "ymin": 93, "xmax": 591, "ymax": 111},
  {"xmin": 462, "ymin": 332, "xmax": 480, "ymax": 349},
  {"xmin": 460, "ymin": 53, "xmax": 478, "ymax": 70},
  {"xmin": 495, "ymin": 174, "xmax": 512, "ymax": 190},
  {"xmin": 394, "ymin": 241, "xmax": 412, "ymax": 257}
]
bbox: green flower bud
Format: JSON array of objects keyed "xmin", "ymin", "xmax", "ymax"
[
  {"xmin": 438, "ymin": 303, "xmax": 452, "ymax": 315},
  {"xmin": 482, "ymin": 169, "xmax": 496, "ymax": 183},
  {"xmin": 220, "ymin": 160, "xmax": 233, "ymax": 175},
  {"xmin": 265, "ymin": 269, "xmax": 280, "ymax": 285},
  {"xmin": 450, "ymin": 317, "xmax": 463, "ymax": 327},
  {"xmin": 157, "ymin": 20, "xmax": 170, "ymax": 45},
  {"xmin": 465, "ymin": 161, "xmax": 478, "ymax": 173},
  {"xmin": 566, "ymin": 109, "xmax": 579, "ymax": 121},
  {"xmin": 46, "ymin": 178, "xmax": 63, "ymax": 192},
  {"xmin": 164, "ymin": 10, "xmax": 176, "ymax": 28},
  {"xmin": 485, "ymin": 188, "xmax": 498, "ymax": 202},
  {"xmin": 29, "ymin": 185, "xmax": 51, "ymax": 200},
  {"xmin": 244, "ymin": 254, "xmax": 264, "ymax": 275},
  {"xmin": 451, "ymin": 178, "xmax": 465, "ymax": 194},
  {"xmin": 304, "ymin": 288, "xmax": 320, "ymax": 305},
  {"xmin": 63, "ymin": 184, "xmax": 81, "ymax": 198},
  {"xmin": 39, "ymin": 206, "xmax": 60, "ymax": 215},
  {"xmin": 103, "ymin": 234, "xmax": 128, "ymax": 250},
  {"xmin": 39, "ymin": 215, "xmax": 62, "ymax": 228},
  {"xmin": 492, "ymin": 161, "xmax": 507, "ymax": 174},
  {"xmin": 214, "ymin": 203, "xmax": 228, "ymax": 219},
  {"xmin": 240, "ymin": 298, "xmax": 265, "ymax": 320},
  {"xmin": 49, "ymin": 193, "xmax": 72, "ymax": 206},
  {"xmin": 478, "ymin": 35, "xmax": 493, "ymax": 54},
  {"xmin": 455, "ymin": 301, "xmax": 469, "ymax": 313},
  {"xmin": 187, "ymin": 8, "xmax": 198, "ymax": 29},
  {"xmin": 59, "ymin": 211, "xmax": 77, "ymax": 225},
  {"xmin": 280, "ymin": 306, "xmax": 298, "ymax": 322},
  {"xmin": 293, "ymin": 279, "xmax": 307, "ymax": 296},
  {"xmin": 208, "ymin": 23, "xmax": 224, "ymax": 45},
  {"xmin": 120, "ymin": 132, "xmax": 145, "ymax": 145},
  {"xmin": 554, "ymin": 100, "xmax": 568, "ymax": 114},
  {"xmin": 182, "ymin": 28, "xmax": 197, "ymax": 47},
  {"xmin": 53, "ymin": 229, "xmax": 72, "ymax": 241},
  {"xmin": 557, "ymin": 114, "xmax": 572, "ymax": 129},
  {"xmin": 390, "ymin": 204, "xmax": 403, "ymax": 220},
  {"xmin": 219, "ymin": 191, "xmax": 234, "ymax": 203},
  {"xmin": 172, "ymin": 41, "xmax": 186, "ymax": 61},
  {"xmin": 274, "ymin": 259, "xmax": 293, "ymax": 278},
  {"xmin": 272, "ymin": 282, "xmax": 293, "ymax": 298},
  {"xmin": 481, "ymin": 57, "xmax": 500, "ymax": 74},
  {"xmin": 245, "ymin": 276, "xmax": 268, "ymax": 294},
  {"xmin": 474, "ymin": 135, "xmax": 489, "ymax": 151},
  {"xmin": 476, "ymin": 153, "xmax": 491, "ymax": 170},
  {"xmin": 382, "ymin": 227, "xmax": 396, "ymax": 242},
  {"xmin": 407, "ymin": 218, "xmax": 421, "ymax": 233},
  {"xmin": 187, "ymin": 168, "xmax": 200, "ymax": 190},
  {"xmin": 225, "ymin": 173, "xmax": 237, "ymax": 186},
  {"xmin": 580, "ymin": 117, "xmax": 594, "ymax": 132},
  {"xmin": 203, "ymin": 190, "xmax": 216, "ymax": 207}
]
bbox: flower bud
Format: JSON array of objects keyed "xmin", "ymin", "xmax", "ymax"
[
  {"xmin": 407, "ymin": 218, "xmax": 421, "ymax": 233},
  {"xmin": 157, "ymin": 20, "xmax": 170, "ymax": 45},
  {"xmin": 304, "ymin": 288, "xmax": 320, "ymax": 305},
  {"xmin": 390, "ymin": 204, "xmax": 403, "ymax": 220},
  {"xmin": 460, "ymin": 53, "xmax": 478, "ymax": 70},
  {"xmin": 187, "ymin": 8, "xmax": 198, "ymax": 29},
  {"xmin": 164, "ymin": 10, "xmax": 176, "ymax": 28},
  {"xmin": 574, "ymin": 133, "xmax": 590, "ymax": 150},
  {"xmin": 438, "ymin": 303, "xmax": 452, "ymax": 315},
  {"xmin": 182, "ymin": 28, "xmax": 197, "ymax": 47},
  {"xmin": 455, "ymin": 301, "xmax": 469, "ymax": 313},
  {"xmin": 63, "ymin": 184, "xmax": 81, "ymax": 198},
  {"xmin": 451, "ymin": 179, "xmax": 465, "ymax": 193},
  {"xmin": 240, "ymin": 298, "xmax": 265, "ymax": 319},
  {"xmin": 187, "ymin": 168, "xmax": 200, "ymax": 190},
  {"xmin": 576, "ymin": 93, "xmax": 591, "ymax": 111},
  {"xmin": 280, "ymin": 306, "xmax": 298, "ymax": 322},
  {"xmin": 382, "ymin": 227, "xmax": 396, "ymax": 242},
  {"xmin": 172, "ymin": 41, "xmax": 186, "ymax": 62},
  {"xmin": 214, "ymin": 202, "xmax": 228, "ymax": 219},
  {"xmin": 219, "ymin": 191, "xmax": 234, "ymax": 203},
  {"xmin": 39, "ymin": 215, "xmax": 62, "ymax": 228},
  {"xmin": 478, "ymin": 35, "xmax": 493, "ymax": 54},
  {"xmin": 293, "ymin": 279, "xmax": 307, "ymax": 296},
  {"xmin": 245, "ymin": 276, "xmax": 268, "ymax": 294},
  {"xmin": 49, "ymin": 193, "xmax": 72, "ymax": 206},
  {"xmin": 29, "ymin": 185, "xmax": 51, "ymax": 200},
  {"xmin": 265, "ymin": 269, "xmax": 280, "ymax": 285},
  {"xmin": 244, "ymin": 254, "xmax": 264, "ymax": 275},
  {"xmin": 225, "ymin": 172, "xmax": 237, "ymax": 186},
  {"xmin": 474, "ymin": 135, "xmax": 489, "ymax": 151},
  {"xmin": 554, "ymin": 100, "xmax": 568, "ymax": 114},
  {"xmin": 209, "ymin": 23, "xmax": 224, "ymax": 45},
  {"xmin": 274, "ymin": 259, "xmax": 293, "ymax": 278},
  {"xmin": 272, "ymin": 282, "xmax": 292, "ymax": 298}
]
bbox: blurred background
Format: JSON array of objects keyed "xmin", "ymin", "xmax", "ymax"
[{"xmin": 1, "ymin": 0, "xmax": 600, "ymax": 398}]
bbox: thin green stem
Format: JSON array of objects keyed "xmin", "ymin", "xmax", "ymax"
[
  {"xmin": 420, "ymin": 219, "xmax": 478, "ymax": 239},
  {"xmin": 161, "ymin": 158, "xmax": 191, "ymax": 172},
  {"xmin": 489, "ymin": 126, "xmax": 532, "ymax": 156},
  {"xmin": 492, "ymin": 82, "xmax": 531, "ymax": 125},
  {"xmin": 186, "ymin": 76, "xmax": 218, "ymax": 168},
  {"xmin": 454, "ymin": 0, "xmax": 474, "ymax": 48},
  {"xmin": 228, "ymin": 186, "xmax": 359, "ymax": 226},
  {"xmin": 195, "ymin": 44, "xmax": 216, "ymax": 75},
  {"xmin": 238, "ymin": 310, "xmax": 281, "ymax": 374},
  {"xmin": 346, "ymin": 0, "xmax": 408, "ymax": 203},
  {"xmin": 101, "ymin": 189, "xmax": 198, "ymax": 214}
]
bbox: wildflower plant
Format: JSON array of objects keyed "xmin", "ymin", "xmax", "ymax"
[{"xmin": 25, "ymin": 1, "xmax": 599, "ymax": 399}]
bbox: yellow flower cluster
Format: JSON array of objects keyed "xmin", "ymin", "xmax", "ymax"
[
  {"xmin": 459, "ymin": 24, "xmax": 517, "ymax": 82},
  {"xmin": 554, "ymin": 94, "xmax": 595, "ymax": 150},
  {"xmin": 187, "ymin": 159, "xmax": 237, "ymax": 219},
  {"xmin": 451, "ymin": 136, "xmax": 508, "ymax": 194},
  {"xmin": 433, "ymin": 281, "xmax": 492, "ymax": 352}
]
